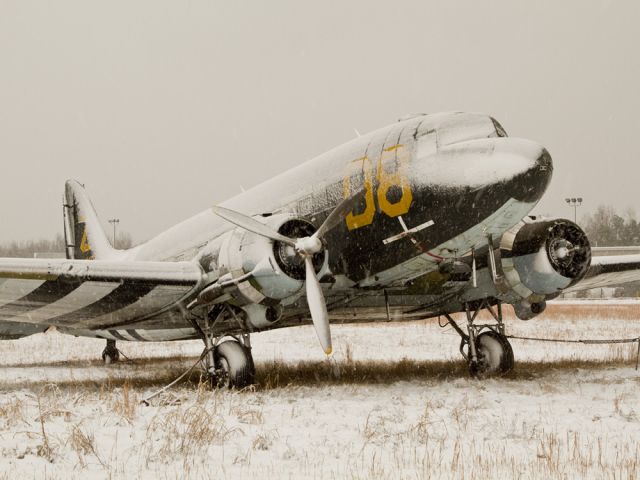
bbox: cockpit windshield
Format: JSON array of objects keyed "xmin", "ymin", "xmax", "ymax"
[{"xmin": 490, "ymin": 117, "xmax": 508, "ymax": 137}]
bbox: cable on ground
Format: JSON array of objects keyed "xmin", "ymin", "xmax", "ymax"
[
  {"xmin": 505, "ymin": 334, "xmax": 640, "ymax": 370},
  {"xmin": 140, "ymin": 347, "xmax": 211, "ymax": 406}
]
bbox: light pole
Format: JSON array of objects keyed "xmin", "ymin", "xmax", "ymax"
[
  {"xmin": 565, "ymin": 197, "xmax": 582, "ymax": 223},
  {"xmin": 108, "ymin": 218, "xmax": 120, "ymax": 248}
]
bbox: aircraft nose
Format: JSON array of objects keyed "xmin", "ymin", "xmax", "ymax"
[
  {"xmin": 507, "ymin": 144, "xmax": 553, "ymax": 203},
  {"xmin": 433, "ymin": 137, "xmax": 553, "ymax": 204}
]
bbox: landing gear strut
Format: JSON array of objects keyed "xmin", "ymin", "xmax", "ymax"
[
  {"xmin": 444, "ymin": 300, "xmax": 514, "ymax": 377},
  {"xmin": 200, "ymin": 308, "xmax": 255, "ymax": 389},
  {"xmin": 101, "ymin": 339, "xmax": 120, "ymax": 364}
]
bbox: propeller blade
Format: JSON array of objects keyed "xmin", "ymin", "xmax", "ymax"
[
  {"xmin": 313, "ymin": 189, "xmax": 366, "ymax": 240},
  {"xmin": 212, "ymin": 206, "xmax": 296, "ymax": 247},
  {"xmin": 304, "ymin": 256, "xmax": 332, "ymax": 356}
]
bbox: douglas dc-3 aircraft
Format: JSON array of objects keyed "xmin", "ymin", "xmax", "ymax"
[{"xmin": 1, "ymin": 112, "xmax": 637, "ymax": 387}]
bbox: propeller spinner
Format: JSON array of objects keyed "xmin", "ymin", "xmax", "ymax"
[{"xmin": 212, "ymin": 191, "xmax": 364, "ymax": 356}]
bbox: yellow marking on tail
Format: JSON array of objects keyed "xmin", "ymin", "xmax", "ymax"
[{"xmin": 79, "ymin": 229, "xmax": 91, "ymax": 254}]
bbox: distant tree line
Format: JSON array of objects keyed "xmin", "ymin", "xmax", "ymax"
[
  {"xmin": 0, "ymin": 234, "xmax": 66, "ymax": 258},
  {"xmin": 0, "ymin": 232, "xmax": 133, "ymax": 258},
  {"xmin": 581, "ymin": 205, "xmax": 640, "ymax": 247}
]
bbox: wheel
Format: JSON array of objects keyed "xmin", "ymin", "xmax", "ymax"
[
  {"xmin": 102, "ymin": 347, "xmax": 120, "ymax": 364},
  {"xmin": 212, "ymin": 340, "xmax": 255, "ymax": 389},
  {"xmin": 468, "ymin": 331, "xmax": 514, "ymax": 377}
]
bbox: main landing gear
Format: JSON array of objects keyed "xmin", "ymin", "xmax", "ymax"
[
  {"xmin": 102, "ymin": 339, "xmax": 120, "ymax": 364},
  {"xmin": 199, "ymin": 308, "xmax": 255, "ymax": 389},
  {"xmin": 443, "ymin": 300, "xmax": 514, "ymax": 377}
]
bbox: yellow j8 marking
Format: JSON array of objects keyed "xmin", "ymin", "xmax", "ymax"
[{"xmin": 343, "ymin": 145, "xmax": 413, "ymax": 230}]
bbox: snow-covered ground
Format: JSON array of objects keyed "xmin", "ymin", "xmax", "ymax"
[{"xmin": 0, "ymin": 304, "xmax": 639, "ymax": 479}]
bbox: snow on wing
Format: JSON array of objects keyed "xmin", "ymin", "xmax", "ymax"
[
  {"xmin": 0, "ymin": 258, "xmax": 204, "ymax": 329},
  {"xmin": 564, "ymin": 254, "xmax": 640, "ymax": 293}
]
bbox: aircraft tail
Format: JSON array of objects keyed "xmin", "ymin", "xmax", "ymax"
[{"xmin": 63, "ymin": 180, "xmax": 117, "ymax": 260}]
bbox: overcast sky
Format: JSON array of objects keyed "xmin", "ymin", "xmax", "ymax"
[{"xmin": 0, "ymin": 1, "xmax": 637, "ymax": 243}]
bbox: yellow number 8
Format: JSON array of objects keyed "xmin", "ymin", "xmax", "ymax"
[
  {"xmin": 342, "ymin": 145, "xmax": 413, "ymax": 230},
  {"xmin": 377, "ymin": 144, "xmax": 413, "ymax": 218}
]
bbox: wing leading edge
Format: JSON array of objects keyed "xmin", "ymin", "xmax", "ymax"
[
  {"xmin": 0, "ymin": 258, "xmax": 205, "ymax": 329},
  {"xmin": 564, "ymin": 254, "xmax": 640, "ymax": 293}
]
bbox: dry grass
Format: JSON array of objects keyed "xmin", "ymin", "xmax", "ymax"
[
  {"xmin": 0, "ymin": 396, "xmax": 26, "ymax": 428},
  {"xmin": 502, "ymin": 302, "xmax": 640, "ymax": 322},
  {"xmin": 35, "ymin": 393, "xmax": 54, "ymax": 462},
  {"xmin": 2, "ymin": 354, "xmax": 636, "ymax": 396},
  {"xmin": 2, "ymin": 375, "xmax": 638, "ymax": 480},
  {"xmin": 256, "ymin": 355, "xmax": 640, "ymax": 390},
  {"xmin": 69, "ymin": 423, "xmax": 106, "ymax": 469},
  {"xmin": 143, "ymin": 400, "xmax": 240, "ymax": 472},
  {"xmin": 557, "ymin": 301, "xmax": 640, "ymax": 318},
  {"xmin": 0, "ymin": 306, "xmax": 639, "ymax": 479},
  {"xmin": 344, "ymin": 399, "xmax": 640, "ymax": 480},
  {"xmin": 110, "ymin": 381, "xmax": 137, "ymax": 423},
  {"xmin": 0, "ymin": 353, "xmax": 195, "ymax": 370}
]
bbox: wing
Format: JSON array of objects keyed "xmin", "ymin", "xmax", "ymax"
[
  {"xmin": 0, "ymin": 258, "xmax": 204, "ymax": 330},
  {"xmin": 563, "ymin": 254, "xmax": 640, "ymax": 293}
]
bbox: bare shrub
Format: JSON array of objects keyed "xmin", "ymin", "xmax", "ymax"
[
  {"xmin": 36, "ymin": 394, "xmax": 54, "ymax": 462},
  {"xmin": 110, "ymin": 381, "xmax": 137, "ymax": 422},
  {"xmin": 0, "ymin": 396, "xmax": 26, "ymax": 428},
  {"xmin": 252, "ymin": 432, "xmax": 272, "ymax": 451},
  {"xmin": 69, "ymin": 423, "xmax": 105, "ymax": 469},
  {"xmin": 234, "ymin": 406, "xmax": 264, "ymax": 425},
  {"xmin": 144, "ymin": 403, "xmax": 240, "ymax": 467}
]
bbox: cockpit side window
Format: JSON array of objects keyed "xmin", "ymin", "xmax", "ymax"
[{"xmin": 490, "ymin": 117, "xmax": 508, "ymax": 137}]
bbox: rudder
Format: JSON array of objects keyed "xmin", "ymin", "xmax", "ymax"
[{"xmin": 63, "ymin": 180, "xmax": 116, "ymax": 260}]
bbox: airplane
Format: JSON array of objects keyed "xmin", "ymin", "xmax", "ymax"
[{"xmin": 1, "ymin": 112, "xmax": 637, "ymax": 388}]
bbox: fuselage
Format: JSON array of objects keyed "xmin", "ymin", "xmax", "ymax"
[
  {"xmin": 129, "ymin": 112, "xmax": 552, "ymax": 289},
  {"xmin": 0, "ymin": 112, "xmax": 555, "ymax": 343}
]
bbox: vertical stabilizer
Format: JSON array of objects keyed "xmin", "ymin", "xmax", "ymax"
[{"xmin": 63, "ymin": 180, "xmax": 116, "ymax": 260}]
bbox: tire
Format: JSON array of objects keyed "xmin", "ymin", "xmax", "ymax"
[
  {"xmin": 499, "ymin": 334, "xmax": 515, "ymax": 372},
  {"xmin": 469, "ymin": 331, "xmax": 514, "ymax": 377},
  {"xmin": 102, "ymin": 348, "xmax": 120, "ymax": 364},
  {"xmin": 213, "ymin": 340, "xmax": 255, "ymax": 389}
]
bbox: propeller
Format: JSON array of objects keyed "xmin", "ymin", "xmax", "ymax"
[{"xmin": 212, "ymin": 191, "xmax": 364, "ymax": 356}]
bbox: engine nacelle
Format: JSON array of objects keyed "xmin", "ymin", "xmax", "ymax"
[
  {"xmin": 217, "ymin": 213, "xmax": 328, "ymax": 309},
  {"xmin": 500, "ymin": 218, "xmax": 591, "ymax": 300}
]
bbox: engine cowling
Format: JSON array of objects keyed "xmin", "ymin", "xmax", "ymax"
[
  {"xmin": 500, "ymin": 218, "xmax": 591, "ymax": 301},
  {"xmin": 215, "ymin": 213, "xmax": 328, "ymax": 327}
]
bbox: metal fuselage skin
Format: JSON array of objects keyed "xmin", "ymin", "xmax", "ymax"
[
  {"xmin": 133, "ymin": 113, "xmax": 551, "ymax": 284},
  {"xmin": 68, "ymin": 112, "xmax": 554, "ymax": 340}
]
